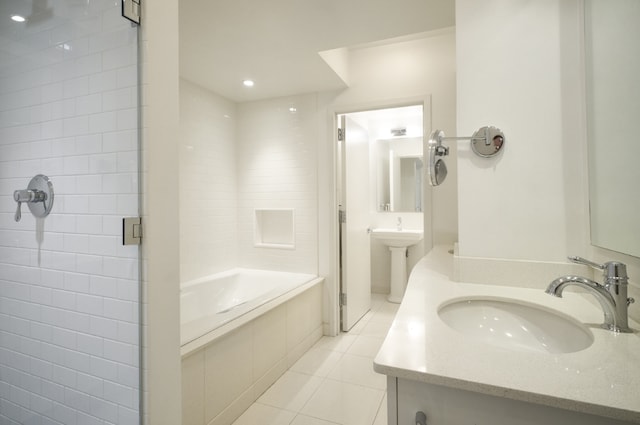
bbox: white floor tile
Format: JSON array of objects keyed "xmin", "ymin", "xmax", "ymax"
[
  {"xmin": 312, "ymin": 334, "xmax": 358, "ymax": 353},
  {"xmin": 370, "ymin": 294, "xmax": 388, "ymax": 311},
  {"xmin": 233, "ymin": 297, "xmax": 398, "ymax": 425},
  {"xmin": 300, "ymin": 379, "xmax": 384, "ymax": 425},
  {"xmin": 231, "ymin": 402, "xmax": 295, "ymax": 425},
  {"xmin": 368, "ymin": 306, "xmax": 398, "ymax": 324},
  {"xmin": 327, "ymin": 354, "xmax": 386, "ymax": 390},
  {"xmin": 258, "ymin": 371, "xmax": 324, "ymax": 412},
  {"xmin": 372, "ymin": 394, "xmax": 387, "ymax": 425},
  {"xmin": 359, "ymin": 320, "xmax": 392, "ymax": 339},
  {"xmin": 345, "ymin": 310, "xmax": 374, "ymax": 335},
  {"xmin": 289, "ymin": 348, "xmax": 343, "ymax": 377},
  {"xmin": 374, "ymin": 301, "xmax": 399, "ymax": 315},
  {"xmin": 290, "ymin": 414, "xmax": 340, "ymax": 425},
  {"xmin": 347, "ymin": 335, "xmax": 385, "ymax": 359}
]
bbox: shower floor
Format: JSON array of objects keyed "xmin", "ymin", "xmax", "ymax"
[{"xmin": 231, "ymin": 293, "xmax": 397, "ymax": 425}]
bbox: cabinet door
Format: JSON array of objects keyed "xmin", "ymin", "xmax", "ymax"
[{"xmin": 396, "ymin": 378, "xmax": 632, "ymax": 425}]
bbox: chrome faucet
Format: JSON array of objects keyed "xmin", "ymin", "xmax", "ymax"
[
  {"xmin": 396, "ymin": 216, "xmax": 402, "ymax": 231},
  {"xmin": 546, "ymin": 256, "xmax": 635, "ymax": 332}
]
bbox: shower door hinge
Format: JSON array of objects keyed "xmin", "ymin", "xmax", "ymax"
[
  {"xmin": 122, "ymin": 0, "xmax": 141, "ymax": 25},
  {"xmin": 340, "ymin": 293, "xmax": 347, "ymax": 306},
  {"xmin": 337, "ymin": 128, "xmax": 344, "ymax": 142},
  {"xmin": 339, "ymin": 210, "xmax": 346, "ymax": 224},
  {"xmin": 123, "ymin": 217, "xmax": 142, "ymax": 245}
]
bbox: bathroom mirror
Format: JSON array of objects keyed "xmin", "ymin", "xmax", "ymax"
[
  {"xmin": 585, "ymin": 0, "xmax": 640, "ymax": 257},
  {"xmin": 374, "ymin": 137, "xmax": 423, "ymax": 212}
]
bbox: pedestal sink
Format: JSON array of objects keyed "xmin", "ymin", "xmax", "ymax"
[{"xmin": 371, "ymin": 228, "xmax": 423, "ymax": 303}]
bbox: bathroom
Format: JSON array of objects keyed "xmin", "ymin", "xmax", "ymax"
[{"xmin": 1, "ymin": 1, "xmax": 639, "ymax": 425}]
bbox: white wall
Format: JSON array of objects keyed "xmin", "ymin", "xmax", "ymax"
[
  {"xmin": 455, "ymin": 0, "xmax": 639, "ymax": 320},
  {"xmin": 179, "ymin": 89, "xmax": 319, "ymax": 280},
  {"xmin": 319, "ymin": 30, "xmax": 457, "ymax": 316},
  {"xmin": 179, "ymin": 80, "xmax": 238, "ymax": 282},
  {"xmin": 0, "ymin": 2, "xmax": 143, "ymax": 423},
  {"xmin": 330, "ymin": 29, "xmax": 458, "ymax": 247},
  {"xmin": 141, "ymin": 0, "xmax": 182, "ymax": 422},
  {"xmin": 456, "ymin": 0, "xmax": 574, "ymax": 262},
  {"xmin": 236, "ymin": 94, "xmax": 319, "ymax": 274}
]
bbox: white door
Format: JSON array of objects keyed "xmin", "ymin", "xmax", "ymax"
[{"xmin": 340, "ymin": 116, "xmax": 372, "ymax": 331}]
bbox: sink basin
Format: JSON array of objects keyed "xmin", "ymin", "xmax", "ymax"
[
  {"xmin": 438, "ymin": 297, "xmax": 594, "ymax": 354},
  {"xmin": 370, "ymin": 228, "xmax": 423, "ymax": 248}
]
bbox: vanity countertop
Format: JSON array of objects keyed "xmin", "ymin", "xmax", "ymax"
[{"xmin": 373, "ymin": 246, "xmax": 640, "ymax": 423}]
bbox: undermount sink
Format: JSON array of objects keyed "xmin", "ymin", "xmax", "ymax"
[
  {"xmin": 438, "ymin": 297, "xmax": 594, "ymax": 354},
  {"xmin": 370, "ymin": 228, "xmax": 423, "ymax": 248}
]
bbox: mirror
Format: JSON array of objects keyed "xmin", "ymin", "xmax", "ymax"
[
  {"xmin": 585, "ymin": 0, "xmax": 640, "ymax": 257},
  {"xmin": 374, "ymin": 137, "xmax": 423, "ymax": 212}
]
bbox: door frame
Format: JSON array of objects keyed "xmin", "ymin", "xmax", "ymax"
[{"xmin": 327, "ymin": 95, "xmax": 433, "ymax": 335}]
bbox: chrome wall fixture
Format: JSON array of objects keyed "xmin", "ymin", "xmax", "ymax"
[
  {"xmin": 14, "ymin": 174, "xmax": 54, "ymax": 222},
  {"xmin": 427, "ymin": 126, "xmax": 505, "ymax": 186}
]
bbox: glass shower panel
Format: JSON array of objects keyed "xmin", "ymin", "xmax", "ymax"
[{"xmin": 0, "ymin": 1, "xmax": 141, "ymax": 424}]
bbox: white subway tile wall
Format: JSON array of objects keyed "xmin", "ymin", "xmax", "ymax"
[
  {"xmin": 237, "ymin": 95, "xmax": 318, "ymax": 274},
  {"xmin": 0, "ymin": 1, "xmax": 140, "ymax": 424},
  {"xmin": 180, "ymin": 85, "xmax": 319, "ymax": 281},
  {"xmin": 179, "ymin": 79, "xmax": 238, "ymax": 282}
]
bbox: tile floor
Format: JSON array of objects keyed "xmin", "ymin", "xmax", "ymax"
[{"xmin": 231, "ymin": 294, "xmax": 398, "ymax": 425}]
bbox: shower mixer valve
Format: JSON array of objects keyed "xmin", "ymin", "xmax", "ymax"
[
  {"xmin": 13, "ymin": 174, "xmax": 54, "ymax": 222},
  {"xmin": 14, "ymin": 189, "xmax": 46, "ymax": 222}
]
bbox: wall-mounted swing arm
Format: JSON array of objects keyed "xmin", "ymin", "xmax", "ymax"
[
  {"xmin": 427, "ymin": 126, "xmax": 505, "ymax": 186},
  {"xmin": 13, "ymin": 174, "xmax": 54, "ymax": 222}
]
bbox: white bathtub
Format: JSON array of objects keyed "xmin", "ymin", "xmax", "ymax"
[
  {"xmin": 181, "ymin": 269, "xmax": 324, "ymax": 425},
  {"xmin": 180, "ymin": 268, "xmax": 321, "ymax": 351}
]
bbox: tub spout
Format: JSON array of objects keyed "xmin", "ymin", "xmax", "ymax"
[{"xmin": 546, "ymin": 257, "xmax": 634, "ymax": 333}]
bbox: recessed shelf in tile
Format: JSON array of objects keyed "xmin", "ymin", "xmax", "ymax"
[{"xmin": 254, "ymin": 209, "xmax": 295, "ymax": 249}]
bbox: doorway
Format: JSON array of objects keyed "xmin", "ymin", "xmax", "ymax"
[{"xmin": 337, "ymin": 101, "xmax": 431, "ymax": 332}]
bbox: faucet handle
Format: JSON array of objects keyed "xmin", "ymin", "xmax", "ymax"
[
  {"xmin": 603, "ymin": 262, "xmax": 628, "ymax": 284},
  {"xmin": 568, "ymin": 256, "xmax": 605, "ymax": 270},
  {"xmin": 569, "ymin": 256, "xmax": 628, "ymax": 284}
]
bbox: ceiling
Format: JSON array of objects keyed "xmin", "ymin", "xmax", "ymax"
[
  {"xmin": 346, "ymin": 105, "xmax": 424, "ymax": 140},
  {"xmin": 179, "ymin": 0, "xmax": 455, "ymax": 103}
]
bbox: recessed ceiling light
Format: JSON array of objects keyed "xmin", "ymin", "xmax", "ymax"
[
  {"xmin": 243, "ymin": 79, "xmax": 254, "ymax": 87},
  {"xmin": 11, "ymin": 15, "xmax": 26, "ymax": 23}
]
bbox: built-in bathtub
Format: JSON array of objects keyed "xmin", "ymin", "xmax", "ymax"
[{"xmin": 180, "ymin": 268, "xmax": 324, "ymax": 425}]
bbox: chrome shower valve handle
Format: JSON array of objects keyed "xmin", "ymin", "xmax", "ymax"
[
  {"xmin": 13, "ymin": 174, "xmax": 54, "ymax": 222},
  {"xmin": 14, "ymin": 189, "xmax": 46, "ymax": 222}
]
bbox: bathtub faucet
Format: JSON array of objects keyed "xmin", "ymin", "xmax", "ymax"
[{"xmin": 545, "ymin": 256, "xmax": 634, "ymax": 333}]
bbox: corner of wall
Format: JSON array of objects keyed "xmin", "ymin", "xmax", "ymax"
[{"xmin": 140, "ymin": 0, "xmax": 182, "ymax": 423}]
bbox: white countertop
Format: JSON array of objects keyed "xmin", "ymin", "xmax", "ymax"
[{"xmin": 373, "ymin": 246, "xmax": 640, "ymax": 423}]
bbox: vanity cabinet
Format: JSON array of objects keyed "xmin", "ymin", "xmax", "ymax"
[{"xmin": 388, "ymin": 377, "xmax": 635, "ymax": 425}]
